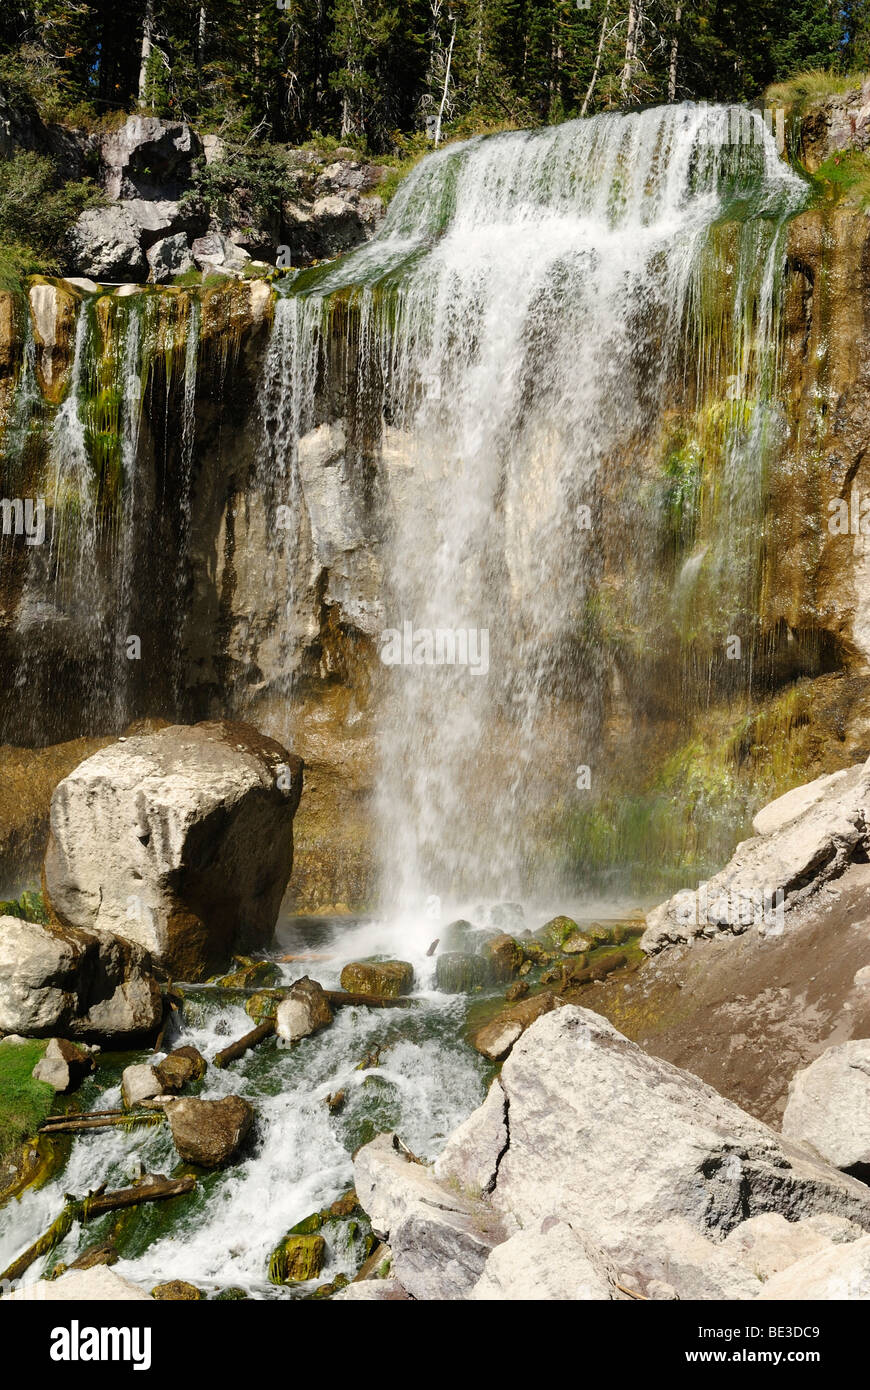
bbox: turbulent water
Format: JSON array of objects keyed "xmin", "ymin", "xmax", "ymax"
[{"xmin": 0, "ymin": 105, "xmax": 810, "ymax": 1294}]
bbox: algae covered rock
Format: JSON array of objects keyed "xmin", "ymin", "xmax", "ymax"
[
  {"xmin": 439, "ymin": 919, "xmax": 477, "ymax": 952},
  {"xmin": 151, "ymin": 1280, "xmax": 203, "ymax": 1300},
  {"xmin": 340, "ymin": 960, "xmax": 414, "ymax": 997},
  {"xmin": 435, "ymin": 952, "xmax": 490, "ymax": 994},
  {"xmin": 534, "ymin": 915, "xmax": 580, "ymax": 949},
  {"xmin": 268, "ymin": 1232, "xmax": 326, "ymax": 1284},
  {"xmin": 213, "ymin": 957, "xmax": 282, "ymax": 990},
  {"xmin": 164, "ymin": 1094, "xmax": 254, "ymax": 1167},
  {"xmin": 479, "ymin": 934, "xmax": 523, "ymax": 984}
]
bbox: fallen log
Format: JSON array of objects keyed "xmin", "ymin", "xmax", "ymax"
[
  {"xmin": 0, "ymin": 1175, "xmax": 195, "ymax": 1285},
  {"xmin": 214, "ymin": 1018, "xmax": 276, "ymax": 1068},
  {"xmin": 324, "ymin": 991, "xmax": 414, "ymax": 1009},
  {"xmin": 39, "ymin": 1112, "xmax": 165, "ymax": 1135},
  {"xmin": 277, "ymin": 952, "xmax": 334, "ymax": 962}
]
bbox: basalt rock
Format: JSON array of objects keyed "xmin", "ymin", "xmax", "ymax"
[{"xmin": 43, "ymin": 721, "xmax": 303, "ymax": 981}]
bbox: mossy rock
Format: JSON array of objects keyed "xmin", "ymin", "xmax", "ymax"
[
  {"xmin": 479, "ymin": 934, "xmax": 523, "ymax": 983},
  {"xmin": 290, "ymin": 1211, "xmax": 323, "ymax": 1236},
  {"xmin": 214, "ymin": 957, "xmax": 282, "ymax": 990},
  {"xmin": 214, "ymin": 1287, "xmax": 249, "ymax": 1300},
  {"xmin": 307, "ymin": 1272, "xmax": 350, "ymax": 1300},
  {"xmin": 340, "ymin": 960, "xmax": 414, "ymax": 997},
  {"xmin": 151, "ymin": 1280, "xmax": 203, "ymax": 1300},
  {"xmin": 435, "ymin": 951, "xmax": 490, "ymax": 994},
  {"xmin": 534, "ymin": 915, "xmax": 581, "ymax": 950},
  {"xmin": 268, "ymin": 1232, "xmax": 326, "ymax": 1284},
  {"xmin": 245, "ymin": 989, "xmax": 287, "ymax": 1023}
]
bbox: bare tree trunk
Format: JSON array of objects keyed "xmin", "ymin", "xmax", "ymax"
[
  {"xmin": 620, "ymin": 0, "xmax": 641, "ymax": 102},
  {"xmin": 581, "ymin": 0, "xmax": 611, "ymax": 118},
  {"xmin": 196, "ymin": 4, "xmax": 207, "ymax": 77},
  {"xmin": 434, "ymin": 18, "xmax": 457, "ymax": 148},
  {"xmin": 137, "ymin": 0, "xmax": 156, "ymax": 107},
  {"xmin": 668, "ymin": 4, "xmax": 681, "ymax": 102},
  {"xmin": 475, "ymin": 0, "xmax": 483, "ymax": 91}
]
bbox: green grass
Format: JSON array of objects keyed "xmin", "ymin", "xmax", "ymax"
[
  {"xmin": 0, "ymin": 1039, "xmax": 54, "ymax": 1160},
  {"xmin": 766, "ymin": 69, "xmax": 868, "ymax": 108},
  {"xmin": 810, "ymin": 149, "xmax": 870, "ymax": 210}
]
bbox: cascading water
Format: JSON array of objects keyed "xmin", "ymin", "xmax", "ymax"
[{"xmin": 255, "ymin": 103, "xmax": 807, "ymax": 913}]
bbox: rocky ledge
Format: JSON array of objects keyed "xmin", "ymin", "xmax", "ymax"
[{"xmin": 350, "ymin": 1007, "xmax": 870, "ymax": 1300}]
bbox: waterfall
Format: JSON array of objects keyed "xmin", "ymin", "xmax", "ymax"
[{"xmin": 257, "ymin": 103, "xmax": 807, "ymax": 913}]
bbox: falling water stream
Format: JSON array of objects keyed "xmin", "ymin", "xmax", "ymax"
[{"xmin": 0, "ymin": 105, "xmax": 808, "ymax": 1294}]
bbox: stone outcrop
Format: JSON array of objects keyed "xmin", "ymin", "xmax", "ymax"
[
  {"xmin": 641, "ymin": 758, "xmax": 870, "ymax": 954},
  {"xmin": 0, "ymin": 915, "xmax": 161, "ymax": 1041},
  {"xmin": 3, "ymin": 1266, "xmax": 153, "ymax": 1301},
  {"xmin": 782, "ymin": 1040, "xmax": 870, "ymax": 1172},
  {"xmin": 43, "ymin": 721, "xmax": 303, "ymax": 980}
]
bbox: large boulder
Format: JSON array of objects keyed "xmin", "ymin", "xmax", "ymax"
[
  {"xmin": 0, "ymin": 915, "xmax": 161, "ymax": 1041},
  {"xmin": 191, "ymin": 232, "xmax": 251, "ymax": 275},
  {"xmin": 782, "ymin": 1040, "xmax": 870, "ymax": 1172},
  {"xmin": 489, "ymin": 1008, "xmax": 870, "ymax": 1248},
  {"xmin": 468, "ymin": 1219, "xmax": 618, "ymax": 1301},
  {"xmin": 63, "ymin": 205, "xmax": 147, "ymax": 282},
  {"xmin": 164, "ymin": 1094, "xmax": 254, "ymax": 1167},
  {"xmin": 642, "ymin": 758, "xmax": 870, "ymax": 954},
  {"xmin": 43, "ymin": 721, "xmax": 303, "ymax": 980}
]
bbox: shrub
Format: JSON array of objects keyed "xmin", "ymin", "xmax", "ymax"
[{"xmin": 0, "ymin": 151, "xmax": 102, "ymax": 273}]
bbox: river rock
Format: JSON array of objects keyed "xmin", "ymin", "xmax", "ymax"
[
  {"xmin": 340, "ymin": 960, "xmax": 414, "ymax": 997},
  {"xmin": 781, "ymin": 1039, "xmax": 870, "ymax": 1171},
  {"xmin": 471, "ymin": 990, "xmax": 559, "ymax": 1061},
  {"xmin": 156, "ymin": 1045, "xmax": 207, "ymax": 1089},
  {"xmin": 164, "ymin": 1094, "xmax": 254, "ymax": 1167},
  {"xmin": 480, "ymin": 933, "xmax": 523, "ymax": 983},
  {"xmin": 43, "ymin": 720, "xmax": 303, "ymax": 980},
  {"xmin": 434, "ymin": 951, "xmax": 489, "ymax": 993},
  {"xmin": 468, "ymin": 1218, "xmax": 618, "ymax": 1300},
  {"xmin": 151, "ymin": 1280, "xmax": 203, "ymax": 1299},
  {"xmin": 755, "ymin": 1233, "xmax": 870, "ymax": 1299},
  {"xmin": 32, "ymin": 1037, "xmax": 94, "ymax": 1092},
  {"xmin": 121, "ymin": 1063, "xmax": 163, "ymax": 1108},
  {"xmin": 0, "ymin": 915, "xmax": 161, "ymax": 1041},
  {"xmin": 269, "ymin": 1232, "xmax": 325, "ymax": 1283},
  {"xmin": 488, "ymin": 1008, "xmax": 870, "ymax": 1249},
  {"xmin": 534, "ymin": 915, "xmax": 580, "ymax": 949},
  {"xmin": 642, "ymin": 758, "xmax": 870, "ymax": 954},
  {"xmin": 275, "ymin": 977, "xmax": 333, "ymax": 1041}
]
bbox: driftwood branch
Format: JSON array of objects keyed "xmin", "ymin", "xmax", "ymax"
[
  {"xmin": 325, "ymin": 991, "xmax": 413, "ymax": 1010},
  {"xmin": 0, "ymin": 1175, "xmax": 195, "ymax": 1285},
  {"xmin": 214, "ymin": 1018, "xmax": 275, "ymax": 1068},
  {"xmin": 39, "ymin": 1112, "xmax": 166, "ymax": 1135}
]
